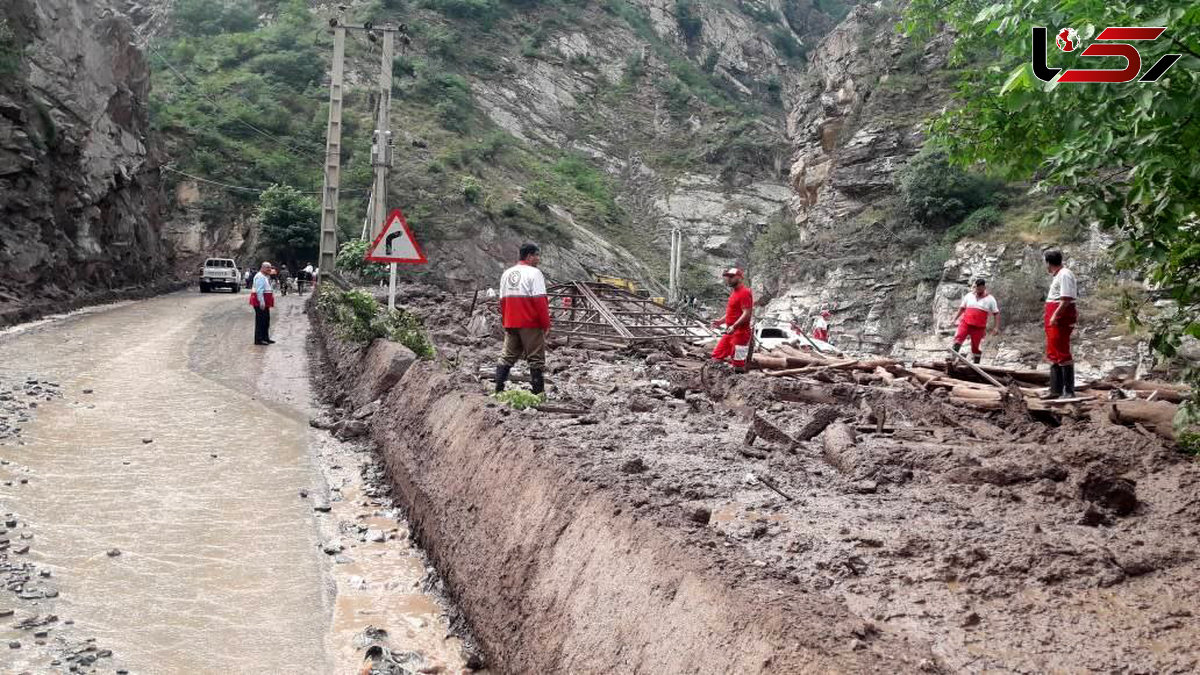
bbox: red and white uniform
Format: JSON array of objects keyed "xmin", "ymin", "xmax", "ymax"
[
  {"xmin": 812, "ymin": 316, "xmax": 829, "ymax": 342},
  {"xmin": 712, "ymin": 285, "xmax": 753, "ymax": 367},
  {"xmin": 954, "ymin": 292, "xmax": 999, "ymax": 354},
  {"xmin": 1044, "ymin": 267, "xmax": 1078, "ymax": 364},
  {"xmin": 499, "ymin": 262, "xmax": 551, "ymax": 330}
]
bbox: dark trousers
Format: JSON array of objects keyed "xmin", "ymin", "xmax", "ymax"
[{"xmin": 254, "ymin": 307, "xmax": 271, "ymax": 343}]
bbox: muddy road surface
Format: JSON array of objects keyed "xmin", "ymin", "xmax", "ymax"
[{"xmin": 0, "ymin": 292, "xmax": 468, "ymax": 674}]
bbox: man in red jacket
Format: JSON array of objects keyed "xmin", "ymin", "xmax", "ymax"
[
  {"xmin": 711, "ymin": 267, "xmax": 753, "ymax": 371},
  {"xmin": 496, "ymin": 243, "xmax": 552, "ymax": 395}
]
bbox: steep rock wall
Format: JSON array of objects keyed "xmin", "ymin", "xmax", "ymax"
[{"xmin": 0, "ymin": 0, "xmax": 169, "ymax": 322}]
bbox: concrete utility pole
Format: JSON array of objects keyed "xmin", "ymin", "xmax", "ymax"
[
  {"xmin": 668, "ymin": 229, "xmax": 684, "ymax": 304},
  {"xmin": 317, "ymin": 26, "xmax": 346, "ymax": 277},
  {"xmin": 369, "ymin": 29, "xmax": 397, "ymax": 309}
]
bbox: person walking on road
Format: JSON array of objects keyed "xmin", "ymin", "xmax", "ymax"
[
  {"xmin": 952, "ymin": 278, "xmax": 1001, "ymax": 364},
  {"xmin": 495, "ymin": 244, "xmax": 551, "ymax": 396},
  {"xmin": 278, "ymin": 264, "xmax": 291, "ymax": 297},
  {"xmin": 1043, "ymin": 249, "xmax": 1078, "ymax": 399},
  {"xmin": 711, "ymin": 267, "xmax": 754, "ymax": 372},
  {"xmin": 251, "ymin": 261, "xmax": 276, "ymax": 346}
]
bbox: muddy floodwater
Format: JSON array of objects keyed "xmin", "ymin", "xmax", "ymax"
[{"xmin": 0, "ymin": 292, "xmax": 466, "ymax": 674}]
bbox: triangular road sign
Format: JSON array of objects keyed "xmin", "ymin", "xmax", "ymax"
[{"xmin": 366, "ymin": 208, "xmax": 427, "ymax": 264}]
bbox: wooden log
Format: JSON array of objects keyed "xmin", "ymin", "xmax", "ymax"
[
  {"xmin": 1119, "ymin": 380, "xmax": 1191, "ymax": 404},
  {"xmin": 770, "ymin": 380, "xmax": 849, "ymax": 405},
  {"xmin": 1108, "ymin": 400, "xmax": 1178, "ymax": 441},
  {"xmin": 950, "ymin": 386, "xmax": 1002, "ymax": 401},
  {"xmin": 914, "ymin": 360, "xmax": 1051, "ymax": 386},
  {"xmin": 873, "ymin": 366, "xmax": 895, "ymax": 386},
  {"xmin": 822, "ymin": 422, "xmax": 858, "ymax": 474},
  {"xmin": 751, "ymin": 354, "xmax": 790, "ymax": 370},
  {"xmin": 949, "ymin": 395, "xmax": 1003, "ymax": 410}
]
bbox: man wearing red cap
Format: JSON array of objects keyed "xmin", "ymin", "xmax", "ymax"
[
  {"xmin": 812, "ymin": 309, "xmax": 831, "ymax": 342},
  {"xmin": 711, "ymin": 267, "xmax": 754, "ymax": 371}
]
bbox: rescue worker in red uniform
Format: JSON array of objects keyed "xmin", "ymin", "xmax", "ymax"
[
  {"xmin": 812, "ymin": 310, "xmax": 831, "ymax": 342},
  {"xmin": 495, "ymin": 243, "xmax": 552, "ymax": 395},
  {"xmin": 711, "ymin": 267, "xmax": 753, "ymax": 371},
  {"xmin": 1043, "ymin": 249, "xmax": 1078, "ymax": 399},
  {"xmin": 952, "ymin": 278, "xmax": 1001, "ymax": 364}
]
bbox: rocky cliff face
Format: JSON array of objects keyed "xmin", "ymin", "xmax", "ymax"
[{"xmin": 0, "ymin": 0, "xmax": 169, "ymax": 322}]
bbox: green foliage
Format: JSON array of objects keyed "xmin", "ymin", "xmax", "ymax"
[
  {"xmin": 317, "ymin": 289, "xmax": 384, "ymax": 343},
  {"xmin": 751, "ymin": 215, "xmax": 801, "ymax": 284},
  {"xmin": 896, "ymin": 150, "xmax": 1001, "ymax": 229},
  {"xmin": 675, "ymin": 0, "xmax": 703, "ymax": 42},
  {"xmin": 903, "ymin": 0, "xmax": 1200, "ymax": 388},
  {"xmin": 410, "ymin": 70, "xmax": 475, "ymax": 132},
  {"xmin": 317, "ymin": 289, "xmax": 435, "ymax": 357},
  {"xmin": 335, "ymin": 239, "xmax": 389, "ymax": 282},
  {"xmin": 943, "ymin": 205, "xmax": 1003, "ymax": 243},
  {"xmin": 420, "ymin": 0, "xmax": 501, "ymax": 24},
  {"xmin": 257, "ymin": 184, "xmax": 320, "ymax": 265},
  {"xmin": 461, "ymin": 175, "xmax": 483, "ymax": 203},
  {"xmin": 0, "ymin": 17, "xmax": 20, "ymax": 78},
  {"xmin": 988, "ymin": 262, "xmax": 1046, "ymax": 326},
  {"xmin": 170, "ymin": 0, "xmax": 258, "ymax": 37},
  {"xmin": 492, "ymin": 389, "xmax": 545, "ymax": 409},
  {"xmin": 912, "ymin": 243, "xmax": 952, "ymax": 282},
  {"xmin": 1178, "ymin": 432, "xmax": 1200, "ymax": 457},
  {"xmin": 381, "ymin": 308, "xmax": 436, "ymax": 358}
]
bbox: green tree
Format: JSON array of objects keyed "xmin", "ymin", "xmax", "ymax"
[
  {"xmin": 903, "ymin": 1, "xmax": 1200, "ymax": 379},
  {"xmin": 257, "ymin": 184, "xmax": 320, "ymax": 266}
]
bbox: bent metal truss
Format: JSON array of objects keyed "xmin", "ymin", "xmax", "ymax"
[{"xmin": 545, "ymin": 282, "xmax": 716, "ymax": 346}]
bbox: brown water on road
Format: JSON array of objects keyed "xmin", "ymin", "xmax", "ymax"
[{"xmin": 0, "ymin": 292, "xmax": 465, "ymax": 674}]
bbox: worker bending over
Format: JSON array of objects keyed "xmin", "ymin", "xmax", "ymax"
[
  {"xmin": 495, "ymin": 243, "xmax": 551, "ymax": 395},
  {"xmin": 952, "ymin": 278, "xmax": 1001, "ymax": 364},
  {"xmin": 711, "ymin": 267, "xmax": 753, "ymax": 371},
  {"xmin": 1043, "ymin": 249, "xmax": 1078, "ymax": 399},
  {"xmin": 812, "ymin": 309, "xmax": 831, "ymax": 342}
]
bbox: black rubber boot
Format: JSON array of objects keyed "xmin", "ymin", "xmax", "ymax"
[
  {"xmin": 952, "ymin": 342, "xmax": 963, "ymax": 353},
  {"xmin": 530, "ymin": 369, "xmax": 545, "ymax": 396},
  {"xmin": 1048, "ymin": 364, "xmax": 1062, "ymax": 398},
  {"xmin": 972, "ymin": 353, "xmax": 982, "ymax": 364},
  {"xmin": 1061, "ymin": 364, "xmax": 1076, "ymax": 398},
  {"xmin": 494, "ymin": 364, "xmax": 512, "ymax": 394}
]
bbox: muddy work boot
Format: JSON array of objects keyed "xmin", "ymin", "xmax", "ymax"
[
  {"xmin": 1042, "ymin": 364, "xmax": 1063, "ymax": 399},
  {"xmin": 530, "ymin": 369, "xmax": 545, "ymax": 396},
  {"xmin": 1059, "ymin": 364, "xmax": 1076, "ymax": 399},
  {"xmin": 494, "ymin": 364, "xmax": 512, "ymax": 394},
  {"xmin": 971, "ymin": 352, "xmax": 982, "ymax": 364}
]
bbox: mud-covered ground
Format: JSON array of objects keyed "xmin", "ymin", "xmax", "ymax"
[{"xmin": 388, "ymin": 281, "xmax": 1200, "ymax": 673}]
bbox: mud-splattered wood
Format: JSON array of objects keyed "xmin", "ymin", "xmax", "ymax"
[
  {"xmin": 1108, "ymin": 400, "xmax": 1178, "ymax": 441},
  {"xmin": 821, "ymin": 422, "xmax": 858, "ymax": 473}
]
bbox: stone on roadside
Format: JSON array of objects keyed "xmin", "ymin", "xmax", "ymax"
[
  {"xmin": 367, "ymin": 529, "xmax": 386, "ymax": 543},
  {"xmin": 141, "ymin": 438, "xmax": 153, "ymax": 444},
  {"xmin": 106, "ymin": 548, "xmax": 121, "ymax": 557},
  {"xmin": 619, "ymin": 457, "xmax": 647, "ymax": 474},
  {"xmin": 685, "ymin": 506, "xmax": 712, "ymax": 525},
  {"xmin": 321, "ymin": 539, "xmax": 345, "ymax": 555}
]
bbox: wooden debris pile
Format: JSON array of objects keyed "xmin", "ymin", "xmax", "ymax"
[{"xmin": 752, "ymin": 343, "xmax": 1190, "ymax": 442}]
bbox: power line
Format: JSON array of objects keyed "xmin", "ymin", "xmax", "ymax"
[
  {"xmin": 135, "ymin": 28, "xmax": 327, "ymax": 162},
  {"xmin": 161, "ymin": 165, "xmax": 364, "ymax": 196}
]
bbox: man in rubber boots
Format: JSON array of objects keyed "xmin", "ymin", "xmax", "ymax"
[
  {"xmin": 711, "ymin": 267, "xmax": 753, "ymax": 372},
  {"xmin": 495, "ymin": 243, "xmax": 551, "ymax": 395},
  {"xmin": 1043, "ymin": 249, "xmax": 1078, "ymax": 399},
  {"xmin": 952, "ymin": 278, "xmax": 1001, "ymax": 364}
]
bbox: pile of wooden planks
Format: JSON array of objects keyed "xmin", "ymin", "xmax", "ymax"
[{"xmin": 751, "ymin": 344, "xmax": 1189, "ymax": 441}]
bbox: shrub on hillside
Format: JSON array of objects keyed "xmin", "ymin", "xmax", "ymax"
[
  {"xmin": 897, "ymin": 150, "xmax": 1002, "ymax": 230},
  {"xmin": 335, "ymin": 240, "xmax": 389, "ymax": 282},
  {"xmin": 317, "ymin": 289, "xmax": 435, "ymax": 358}
]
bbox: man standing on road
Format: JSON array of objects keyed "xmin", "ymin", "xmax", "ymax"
[
  {"xmin": 277, "ymin": 264, "xmax": 291, "ymax": 296},
  {"xmin": 251, "ymin": 261, "xmax": 276, "ymax": 346},
  {"xmin": 1044, "ymin": 249, "xmax": 1078, "ymax": 398},
  {"xmin": 952, "ymin": 278, "xmax": 1001, "ymax": 364},
  {"xmin": 495, "ymin": 244, "xmax": 551, "ymax": 396},
  {"xmin": 711, "ymin": 267, "xmax": 753, "ymax": 372}
]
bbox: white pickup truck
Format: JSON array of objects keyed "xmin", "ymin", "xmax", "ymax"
[{"xmin": 199, "ymin": 258, "xmax": 241, "ymax": 293}]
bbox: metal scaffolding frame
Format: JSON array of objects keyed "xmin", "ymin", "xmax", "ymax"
[{"xmin": 547, "ymin": 282, "xmax": 716, "ymax": 346}]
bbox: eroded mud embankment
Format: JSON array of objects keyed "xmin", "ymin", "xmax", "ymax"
[{"xmin": 309, "ymin": 310, "xmax": 938, "ymax": 674}]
